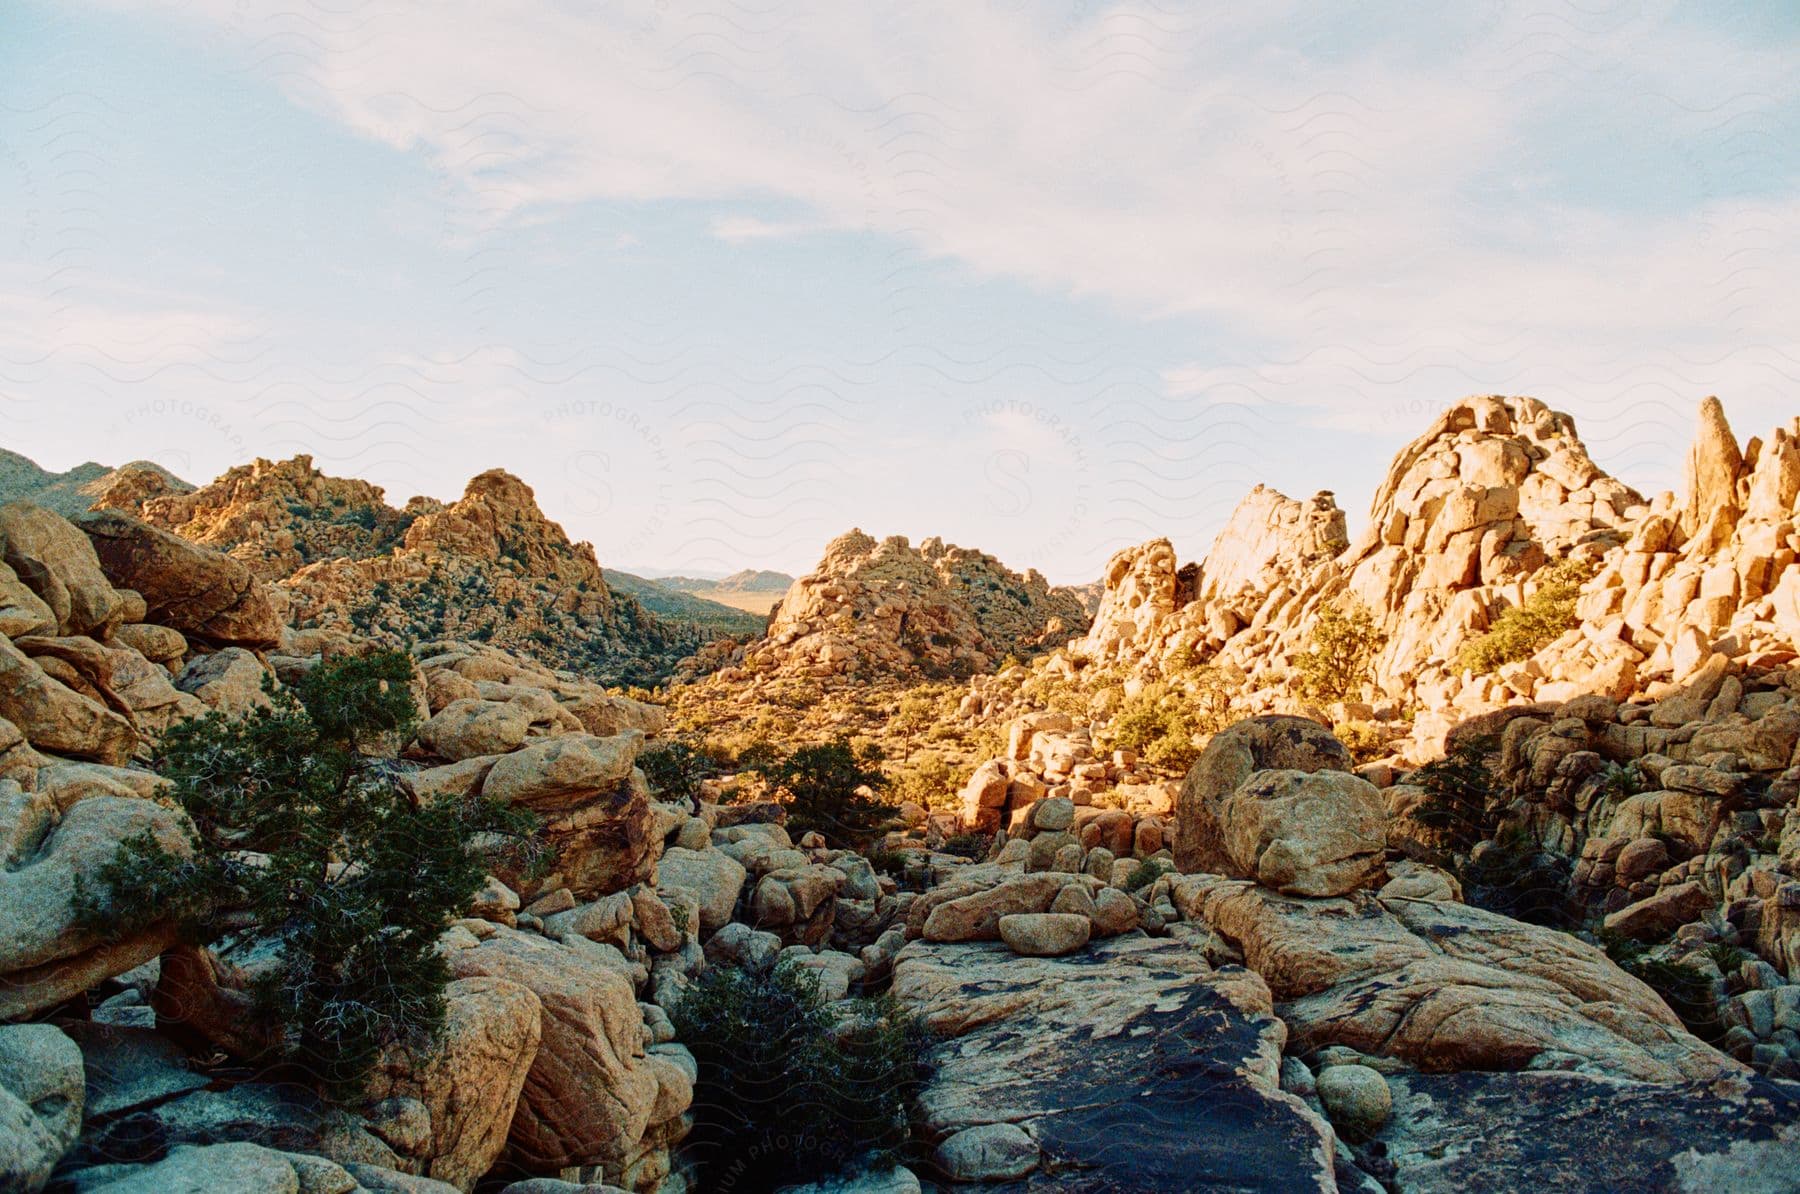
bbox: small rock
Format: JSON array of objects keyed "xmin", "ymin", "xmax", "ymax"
[
  {"xmin": 1316, "ymin": 1064, "xmax": 1391, "ymax": 1142},
  {"xmin": 933, "ymin": 1122, "xmax": 1039, "ymax": 1182}
]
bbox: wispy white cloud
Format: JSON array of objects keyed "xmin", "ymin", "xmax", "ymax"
[
  {"xmin": 709, "ymin": 215, "xmax": 821, "ymax": 244},
  {"xmin": 22, "ymin": 1, "xmax": 1800, "ymax": 572}
]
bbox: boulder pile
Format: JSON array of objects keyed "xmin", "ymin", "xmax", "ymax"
[{"xmin": 686, "ymin": 529, "xmax": 1089, "ymax": 684}]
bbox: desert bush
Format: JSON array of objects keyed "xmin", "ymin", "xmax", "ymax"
[
  {"xmin": 1460, "ymin": 556, "xmax": 1594, "ymax": 674},
  {"xmin": 1333, "ymin": 721, "xmax": 1388, "ymax": 764},
  {"xmin": 940, "ymin": 830, "xmax": 993, "ymax": 860},
  {"xmin": 1407, "ymin": 737, "xmax": 1499, "ymax": 851},
  {"xmin": 1461, "ymin": 829, "xmax": 1575, "ymax": 929},
  {"xmin": 1597, "ymin": 933, "xmax": 1727, "ymax": 1044},
  {"xmin": 1294, "ymin": 599, "xmax": 1386, "ymax": 705},
  {"xmin": 1123, "ymin": 858, "xmax": 1171, "ymax": 892},
  {"xmin": 75, "ymin": 651, "xmax": 542, "ymax": 1098},
  {"xmin": 638, "ymin": 738, "xmax": 730, "ymax": 805},
  {"xmin": 889, "ymin": 689, "xmax": 940, "ymax": 735},
  {"xmin": 673, "ymin": 963, "xmax": 930, "ymax": 1186},
  {"xmin": 750, "ymin": 736, "xmax": 900, "ymax": 848},
  {"xmin": 887, "ymin": 752, "xmax": 959, "ymax": 812},
  {"xmin": 1105, "ymin": 671, "xmax": 1239, "ymax": 773}
]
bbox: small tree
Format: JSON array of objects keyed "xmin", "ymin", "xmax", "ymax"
[
  {"xmin": 77, "ymin": 651, "xmax": 541, "ymax": 1097},
  {"xmin": 638, "ymin": 737, "xmax": 729, "ymax": 807},
  {"xmin": 1294, "ymin": 599, "xmax": 1385, "ymax": 705},
  {"xmin": 1408, "ymin": 737, "xmax": 1498, "ymax": 851},
  {"xmin": 1460, "ymin": 556, "xmax": 1594, "ymax": 674},
  {"xmin": 1106, "ymin": 665, "xmax": 1240, "ymax": 773},
  {"xmin": 752, "ymin": 737, "xmax": 898, "ymax": 848},
  {"xmin": 674, "ymin": 963, "xmax": 929, "ymax": 1187}
]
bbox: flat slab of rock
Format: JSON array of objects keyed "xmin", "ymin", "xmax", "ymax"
[
  {"xmin": 1173, "ymin": 874, "xmax": 1735, "ymax": 1083},
  {"xmin": 1372, "ymin": 1070, "xmax": 1800, "ymax": 1193},
  {"xmin": 892, "ymin": 935, "xmax": 1336, "ymax": 1191},
  {"xmin": 62, "ymin": 1022, "xmax": 209, "ymax": 1120}
]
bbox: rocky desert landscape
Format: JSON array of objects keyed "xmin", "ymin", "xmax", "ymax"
[{"xmin": 2, "ymin": 393, "xmax": 1798, "ymax": 1193}]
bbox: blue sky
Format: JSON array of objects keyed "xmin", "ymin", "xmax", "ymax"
[{"xmin": 3, "ymin": 2, "xmax": 1797, "ymax": 581}]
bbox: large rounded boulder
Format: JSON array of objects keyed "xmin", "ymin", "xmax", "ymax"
[
  {"xmin": 1174, "ymin": 715, "xmax": 1353, "ymax": 875},
  {"xmin": 76, "ymin": 510, "xmax": 281, "ymax": 649},
  {"xmin": 1215, "ymin": 769, "xmax": 1387, "ymax": 897}
]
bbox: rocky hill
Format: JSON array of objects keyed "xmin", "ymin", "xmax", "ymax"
[
  {"xmin": 689, "ymin": 529, "xmax": 1088, "ymax": 685},
  {"xmin": 964, "ymin": 394, "xmax": 1686, "ymax": 755},
  {"xmin": 0, "ymin": 450, "xmax": 191, "ymax": 517},
  {"xmin": 95, "ymin": 455, "xmax": 715, "ymax": 686}
]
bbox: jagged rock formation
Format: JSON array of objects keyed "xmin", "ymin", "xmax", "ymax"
[
  {"xmin": 1064, "ymin": 396, "xmax": 1641, "ymax": 702},
  {"xmin": 695, "ymin": 529, "xmax": 1089, "ymax": 683},
  {"xmin": 132, "ymin": 454, "xmax": 411, "ymax": 580},
  {"xmin": 277, "ymin": 469, "xmax": 705, "ymax": 685},
  {"xmin": 962, "ymin": 395, "xmax": 1800, "ymax": 769},
  {"xmin": 99, "ymin": 456, "xmax": 709, "ymax": 686}
]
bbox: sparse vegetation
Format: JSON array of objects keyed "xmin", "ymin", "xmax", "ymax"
[
  {"xmin": 1103, "ymin": 669, "xmax": 1238, "ymax": 773},
  {"xmin": 1408, "ymin": 736, "xmax": 1499, "ymax": 851},
  {"xmin": 1333, "ymin": 720, "xmax": 1388, "ymax": 764},
  {"xmin": 1294, "ymin": 599, "xmax": 1386, "ymax": 705},
  {"xmin": 673, "ymin": 962, "xmax": 930, "ymax": 1187},
  {"xmin": 749, "ymin": 736, "xmax": 900, "ymax": 848},
  {"xmin": 887, "ymin": 751, "xmax": 960, "ymax": 811},
  {"xmin": 639, "ymin": 737, "xmax": 731, "ymax": 805},
  {"xmin": 75, "ymin": 651, "xmax": 543, "ymax": 1098},
  {"xmin": 940, "ymin": 830, "xmax": 992, "ymax": 860},
  {"xmin": 1460, "ymin": 556, "xmax": 1594, "ymax": 674},
  {"xmin": 1462, "ymin": 828, "xmax": 1574, "ymax": 928}
]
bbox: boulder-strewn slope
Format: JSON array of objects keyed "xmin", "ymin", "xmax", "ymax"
[
  {"xmin": 102, "ymin": 456, "xmax": 710, "ymax": 686},
  {"xmin": 963, "ymin": 395, "xmax": 1800, "ymax": 762},
  {"xmin": 687, "ymin": 529, "xmax": 1089, "ymax": 683}
]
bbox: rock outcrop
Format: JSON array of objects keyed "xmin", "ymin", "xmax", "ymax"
[
  {"xmin": 78, "ymin": 510, "xmax": 283, "ymax": 649},
  {"xmin": 698, "ymin": 529, "xmax": 1088, "ymax": 683},
  {"xmin": 276, "ymin": 467, "xmax": 706, "ymax": 685},
  {"xmin": 893, "ymin": 935, "xmax": 1338, "ymax": 1191},
  {"xmin": 135, "ymin": 454, "xmax": 409, "ymax": 580}
]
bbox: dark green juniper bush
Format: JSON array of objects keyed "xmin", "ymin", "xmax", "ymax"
[
  {"xmin": 749, "ymin": 736, "xmax": 900, "ymax": 849},
  {"xmin": 76, "ymin": 650, "xmax": 543, "ymax": 1098},
  {"xmin": 673, "ymin": 962, "xmax": 929, "ymax": 1187}
]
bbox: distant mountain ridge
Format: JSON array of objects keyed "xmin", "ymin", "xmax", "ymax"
[
  {"xmin": 658, "ymin": 569, "xmax": 794, "ymax": 593},
  {"xmin": 602, "ymin": 569, "xmax": 767, "ymax": 637}
]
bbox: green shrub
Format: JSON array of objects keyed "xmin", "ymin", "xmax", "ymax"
[
  {"xmin": 887, "ymin": 753, "xmax": 958, "ymax": 812},
  {"xmin": 1333, "ymin": 721, "xmax": 1388, "ymax": 764},
  {"xmin": 673, "ymin": 963, "xmax": 930, "ymax": 1187},
  {"xmin": 940, "ymin": 831, "xmax": 992, "ymax": 860},
  {"xmin": 75, "ymin": 651, "xmax": 542, "ymax": 1098},
  {"xmin": 1123, "ymin": 858, "xmax": 1170, "ymax": 892},
  {"xmin": 1629, "ymin": 958, "xmax": 1726, "ymax": 1043},
  {"xmin": 1294, "ymin": 599, "xmax": 1386, "ymax": 705},
  {"xmin": 1460, "ymin": 556, "xmax": 1594, "ymax": 674},
  {"xmin": 1408, "ymin": 737, "xmax": 1499, "ymax": 851},
  {"xmin": 1706, "ymin": 942, "xmax": 1753, "ymax": 976},
  {"xmin": 1105, "ymin": 673, "xmax": 1236, "ymax": 774},
  {"xmin": 639, "ymin": 738, "xmax": 729, "ymax": 805},
  {"xmin": 1461, "ymin": 830, "xmax": 1574, "ymax": 928},
  {"xmin": 750, "ymin": 737, "xmax": 899, "ymax": 848}
]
